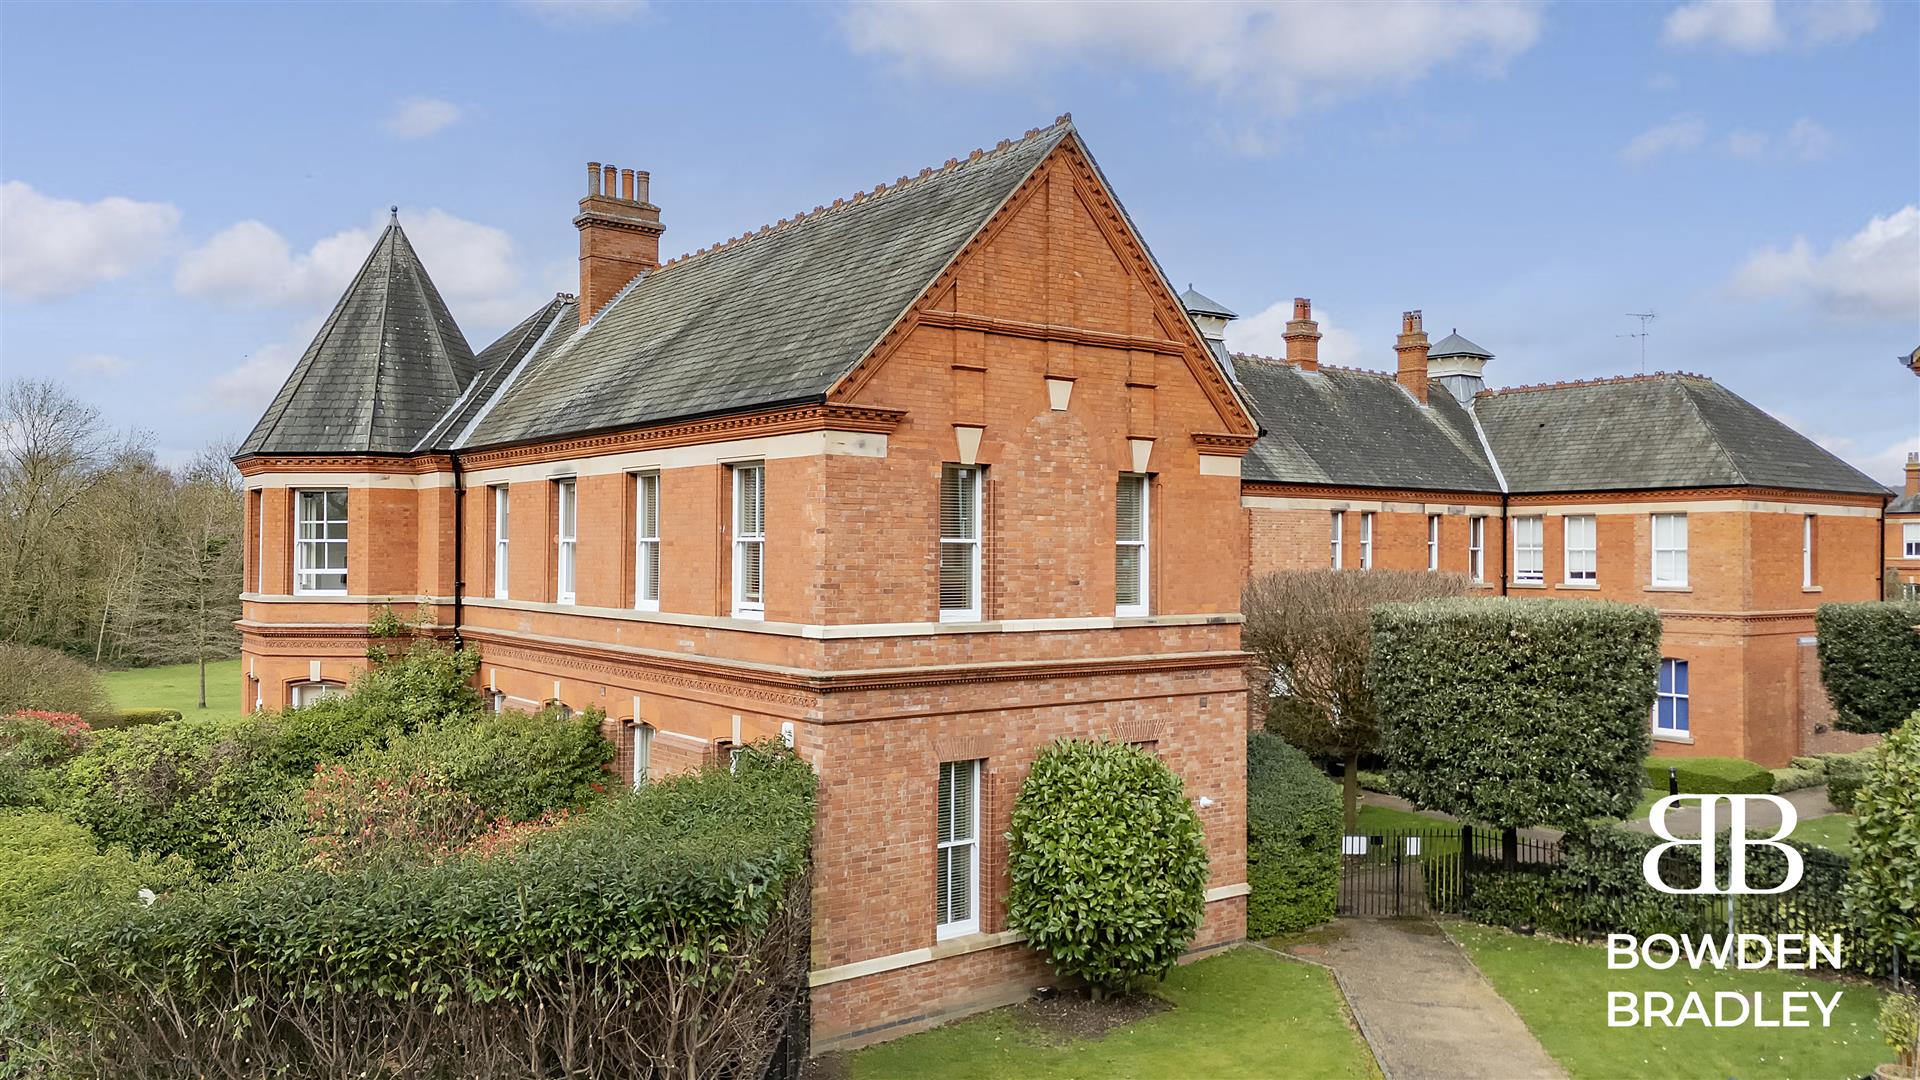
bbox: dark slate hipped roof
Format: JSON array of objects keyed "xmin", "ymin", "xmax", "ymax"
[
  {"xmin": 239, "ymin": 221, "xmax": 476, "ymax": 456},
  {"xmin": 462, "ymin": 120, "xmax": 1076, "ymax": 449},
  {"xmin": 1475, "ymin": 374, "xmax": 1887, "ymax": 495},
  {"xmin": 1233, "ymin": 358, "xmax": 1503, "ymax": 492},
  {"xmin": 1890, "ymin": 493, "xmax": 1920, "ymax": 514}
]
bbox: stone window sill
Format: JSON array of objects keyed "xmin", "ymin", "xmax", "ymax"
[
  {"xmin": 1802, "ymin": 586, "xmax": 1823, "ymax": 594},
  {"xmin": 1558, "ymin": 581, "xmax": 1601, "ymax": 591},
  {"xmin": 1652, "ymin": 731, "xmax": 1694, "ymax": 745},
  {"xmin": 1644, "ymin": 585, "xmax": 1692, "ymax": 594},
  {"xmin": 1509, "ymin": 581, "xmax": 1547, "ymax": 590}
]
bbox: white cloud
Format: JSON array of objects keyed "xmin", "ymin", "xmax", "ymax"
[
  {"xmin": 1225, "ymin": 299, "xmax": 1368, "ymax": 368},
  {"xmin": 1619, "ymin": 114, "xmax": 1707, "ymax": 164},
  {"xmin": 204, "ymin": 341, "xmax": 301, "ymax": 415},
  {"xmin": 1661, "ymin": 0, "xmax": 1878, "ymax": 52},
  {"xmin": 175, "ymin": 208, "xmax": 534, "ymax": 326},
  {"xmin": 1730, "ymin": 205, "xmax": 1920, "ymax": 320},
  {"xmin": 514, "ymin": 0, "xmax": 647, "ymax": 22},
  {"xmin": 383, "ymin": 97, "xmax": 462, "ymax": 140},
  {"xmin": 841, "ymin": 1, "xmax": 1543, "ymax": 117},
  {"xmin": 68, "ymin": 353, "xmax": 134, "ymax": 378},
  {"xmin": 0, "ymin": 181, "xmax": 181, "ymax": 301},
  {"xmin": 1723, "ymin": 117, "xmax": 1834, "ymax": 161}
]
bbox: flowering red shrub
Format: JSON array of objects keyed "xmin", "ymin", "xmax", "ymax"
[{"xmin": 8, "ymin": 710, "xmax": 91, "ymax": 752}]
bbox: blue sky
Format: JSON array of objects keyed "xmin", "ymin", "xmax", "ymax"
[{"xmin": 3, "ymin": 0, "xmax": 1916, "ymax": 482}]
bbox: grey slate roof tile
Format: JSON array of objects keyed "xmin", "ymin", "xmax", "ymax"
[
  {"xmin": 1474, "ymin": 374, "xmax": 1886, "ymax": 495},
  {"xmin": 460, "ymin": 122, "xmax": 1073, "ymax": 449},
  {"xmin": 417, "ymin": 296, "xmax": 571, "ymax": 451},
  {"xmin": 1889, "ymin": 493, "xmax": 1920, "ymax": 514},
  {"xmin": 238, "ymin": 221, "xmax": 475, "ymax": 456},
  {"xmin": 1233, "ymin": 357, "xmax": 1504, "ymax": 492}
]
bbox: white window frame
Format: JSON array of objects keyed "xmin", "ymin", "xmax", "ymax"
[
  {"xmin": 940, "ymin": 465, "xmax": 983, "ymax": 622},
  {"xmin": 555, "ymin": 479, "xmax": 578, "ymax": 605},
  {"xmin": 1651, "ymin": 512, "xmax": 1689, "ymax": 588},
  {"xmin": 632, "ymin": 723, "xmax": 653, "ymax": 788},
  {"xmin": 1513, "ymin": 515, "xmax": 1545, "ymax": 584},
  {"xmin": 1802, "ymin": 514, "xmax": 1815, "ymax": 588},
  {"xmin": 635, "ymin": 472, "xmax": 661, "ymax": 611},
  {"xmin": 293, "ymin": 489, "xmax": 348, "ymax": 595},
  {"xmin": 1330, "ymin": 512, "xmax": 1344, "ymax": 569},
  {"xmin": 1360, "ymin": 512, "xmax": 1374, "ymax": 569},
  {"xmin": 1564, "ymin": 514, "xmax": 1597, "ymax": 583},
  {"xmin": 493, "ymin": 485, "xmax": 511, "ymax": 599},
  {"xmin": 491, "ymin": 690, "xmax": 505, "ymax": 714},
  {"xmin": 1904, "ymin": 522, "xmax": 1920, "ymax": 559},
  {"xmin": 1115, "ymin": 474, "xmax": 1150, "ymax": 618},
  {"xmin": 1654, "ymin": 658, "xmax": 1689, "ymax": 737},
  {"xmin": 1468, "ymin": 516, "xmax": 1485, "ymax": 583},
  {"xmin": 290, "ymin": 680, "xmax": 344, "ymax": 708},
  {"xmin": 1427, "ymin": 514, "xmax": 1440, "ymax": 571},
  {"xmin": 935, "ymin": 759, "xmax": 981, "ymax": 940},
  {"xmin": 732, "ymin": 463, "xmax": 765, "ymax": 619}
]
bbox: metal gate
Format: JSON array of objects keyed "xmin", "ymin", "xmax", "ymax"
[{"xmin": 1337, "ymin": 827, "xmax": 1464, "ymax": 918}]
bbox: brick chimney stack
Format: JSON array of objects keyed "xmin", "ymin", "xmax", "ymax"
[
  {"xmin": 1284, "ymin": 298, "xmax": 1322, "ymax": 372},
  {"xmin": 1395, "ymin": 310, "xmax": 1430, "ymax": 403},
  {"xmin": 575, "ymin": 161, "xmax": 664, "ymax": 326},
  {"xmin": 1906, "ymin": 451, "xmax": 1919, "ymax": 497}
]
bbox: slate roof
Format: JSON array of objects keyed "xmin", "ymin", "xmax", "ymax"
[
  {"xmin": 1179, "ymin": 286, "xmax": 1236, "ymax": 319},
  {"xmin": 460, "ymin": 120, "xmax": 1076, "ymax": 449},
  {"xmin": 238, "ymin": 220, "xmax": 476, "ymax": 456},
  {"xmin": 1473, "ymin": 374, "xmax": 1886, "ymax": 495},
  {"xmin": 1889, "ymin": 493, "xmax": 1920, "ymax": 514},
  {"xmin": 1231, "ymin": 363, "xmax": 1886, "ymax": 498},
  {"xmin": 1429, "ymin": 332, "xmax": 1490, "ymax": 359},
  {"xmin": 416, "ymin": 296, "xmax": 572, "ymax": 451},
  {"xmin": 1232, "ymin": 357, "xmax": 1503, "ymax": 492}
]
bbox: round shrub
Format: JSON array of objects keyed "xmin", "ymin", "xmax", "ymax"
[
  {"xmin": 1843, "ymin": 717, "xmax": 1919, "ymax": 968},
  {"xmin": 0, "ymin": 643, "xmax": 113, "ymax": 725},
  {"xmin": 1005, "ymin": 739, "xmax": 1208, "ymax": 996},
  {"xmin": 1245, "ymin": 732, "xmax": 1339, "ymax": 937}
]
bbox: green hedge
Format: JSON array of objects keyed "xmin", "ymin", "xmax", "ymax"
[
  {"xmin": 1827, "ymin": 756, "xmax": 1871, "ymax": 812},
  {"xmin": 1843, "ymin": 718, "xmax": 1919, "ymax": 967},
  {"xmin": 96, "ymin": 708, "xmax": 183, "ymax": 730},
  {"xmin": 1245, "ymin": 733, "xmax": 1339, "ymax": 937},
  {"xmin": 1372, "ymin": 598, "xmax": 1660, "ymax": 828},
  {"xmin": 1642, "ymin": 755, "xmax": 1774, "ymax": 795},
  {"xmin": 1006, "ymin": 740, "xmax": 1209, "ymax": 995},
  {"xmin": 1771, "ymin": 766, "xmax": 1825, "ymax": 793},
  {"xmin": 1816, "ymin": 602, "xmax": 1920, "ymax": 734},
  {"xmin": 349, "ymin": 705, "xmax": 614, "ymax": 821},
  {"xmin": 5, "ymin": 744, "xmax": 817, "ymax": 1076},
  {"xmin": 0, "ymin": 713, "xmax": 90, "ymax": 810},
  {"xmin": 0, "ymin": 812, "xmax": 196, "ymax": 941}
]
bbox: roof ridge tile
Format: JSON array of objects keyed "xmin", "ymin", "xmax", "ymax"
[{"xmin": 1479, "ymin": 370, "xmax": 1710, "ymax": 397}]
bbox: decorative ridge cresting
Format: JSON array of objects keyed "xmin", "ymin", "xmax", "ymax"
[
  {"xmin": 649, "ymin": 115, "xmax": 1075, "ymax": 275},
  {"xmin": 1478, "ymin": 371, "xmax": 1710, "ymax": 397}
]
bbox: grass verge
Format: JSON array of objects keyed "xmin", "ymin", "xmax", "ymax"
[
  {"xmin": 1448, "ymin": 922, "xmax": 1889, "ymax": 1080},
  {"xmin": 842, "ymin": 946, "xmax": 1379, "ymax": 1079},
  {"xmin": 101, "ymin": 658, "xmax": 245, "ymax": 722}
]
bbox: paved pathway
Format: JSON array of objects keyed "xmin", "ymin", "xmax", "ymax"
[
  {"xmin": 1621, "ymin": 784, "xmax": 1838, "ymax": 837},
  {"xmin": 1276, "ymin": 920, "xmax": 1565, "ymax": 1080},
  {"xmin": 1358, "ymin": 791, "xmax": 1564, "ymax": 842}
]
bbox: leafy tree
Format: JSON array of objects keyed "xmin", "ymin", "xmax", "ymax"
[
  {"xmin": 1843, "ymin": 716, "xmax": 1918, "ymax": 976},
  {"xmin": 1006, "ymin": 739, "xmax": 1208, "ymax": 997},
  {"xmin": 1243, "ymin": 569, "xmax": 1468, "ymax": 827},
  {"xmin": 1816, "ymin": 602, "xmax": 1920, "ymax": 734},
  {"xmin": 1371, "ymin": 598, "xmax": 1660, "ymax": 864}
]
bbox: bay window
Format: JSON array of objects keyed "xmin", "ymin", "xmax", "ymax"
[{"xmin": 294, "ymin": 489, "xmax": 348, "ymax": 595}]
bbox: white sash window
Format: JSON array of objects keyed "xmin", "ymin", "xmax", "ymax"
[
  {"xmin": 939, "ymin": 465, "xmax": 981, "ymax": 621},
  {"xmin": 1115, "ymin": 474, "xmax": 1149, "ymax": 617},
  {"xmin": 936, "ymin": 759, "xmax": 981, "ymax": 939},
  {"xmin": 732, "ymin": 464, "xmax": 765, "ymax": 618}
]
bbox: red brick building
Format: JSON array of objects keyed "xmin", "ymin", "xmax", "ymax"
[
  {"xmin": 1203, "ymin": 299, "xmax": 1889, "ymax": 766},
  {"xmin": 235, "ymin": 119, "xmax": 1257, "ymax": 1048},
  {"xmin": 1886, "ymin": 454, "xmax": 1920, "ymax": 600}
]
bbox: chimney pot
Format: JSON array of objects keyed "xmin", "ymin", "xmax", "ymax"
[
  {"xmin": 1395, "ymin": 309, "xmax": 1431, "ymax": 403},
  {"xmin": 576, "ymin": 159, "xmax": 664, "ymax": 326},
  {"xmin": 1283, "ymin": 296, "xmax": 1321, "ymax": 372}
]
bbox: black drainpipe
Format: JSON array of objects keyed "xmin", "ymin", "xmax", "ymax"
[{"xmin": 450, "ymin": 451, "xmax": 466, "ymax": 650}]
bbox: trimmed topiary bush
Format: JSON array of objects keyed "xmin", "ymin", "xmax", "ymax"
[
  {"xmin": 1843, "ymin": 716, "xmax": 1919, "ymax": 971},
  {"xmin": 1372, "ymin": 598, "xmax": 1661, "ymax": 830},
  {"xmin": 1245, "ymin": 732, "xmax": 1339, "ymax": 937},
  {"xmin": 1006, "ymin": 739, "xmax": 1209, "ymax": 997},
  {"xmin": 1826, "ymin": 755, "xmax": 1870, "ymax": 812},
  {"xmin": 1816, "ymin": 602, "xmax": 1920, "ymax": 734},
  {"xmin": 1642, "ymin": 755, "xmax": 1773, "ymax": 795},
  {"xmin": 1770, "ymin": 766, "xmax": 1824, "ymax": 793},
  {"xmin": 98, "ymin": 708, "xmax": 183, "ymax": 730}
]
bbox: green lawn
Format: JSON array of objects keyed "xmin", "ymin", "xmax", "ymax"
[
  {"xmin": 1790, "ymin": 812, "xmax": 1857, "ymax": 853},
  {"xmin": 102, "ymin": 658, "xmax": 245, "ymax": 722},
  {"xmin": 843, "ymin": 947, "xmax": 1378, "ymax": 1079},
  {"xmin": 1450, "ymin": 922, "xmax": 1890, "ymax": 1080},
  {"xmin": 1354, "ymin": 800, "xmax": 1455, "ymax": 835}
]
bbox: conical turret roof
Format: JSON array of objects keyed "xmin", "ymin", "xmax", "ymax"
[{"xmin": 237, "ymin": 216, "xmax": 477, "ymax": 456}]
